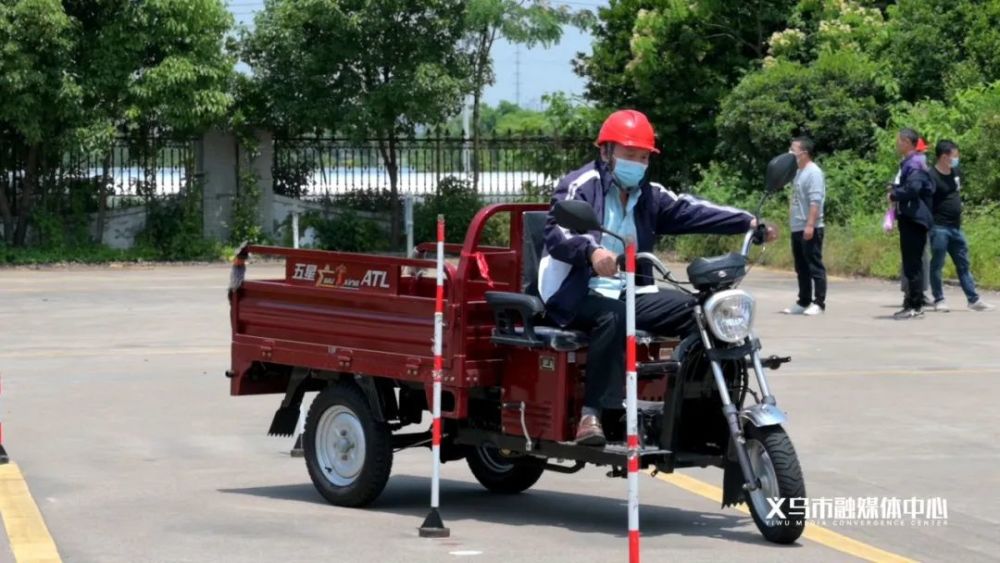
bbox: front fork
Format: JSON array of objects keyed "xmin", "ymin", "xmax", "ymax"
[{"xmin": 694, "ymin": 307, "xmax": 779, "ymax": 493}]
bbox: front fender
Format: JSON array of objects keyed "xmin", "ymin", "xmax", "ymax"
[{"xmin": 740, "ymin": 403, "xmax": 787, "ymax": 428}]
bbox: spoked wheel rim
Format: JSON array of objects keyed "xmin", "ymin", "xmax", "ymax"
[
  {"xmin": 746, "ymin": 438, "xmax": 781, "ymax": 525},
  {"xmin": 315, "ymin": 405, "xmax": 367, "ymax": 486},
  {"xmin": 474, "ymin": 444, "xmax": 514, "ymax": 474}
]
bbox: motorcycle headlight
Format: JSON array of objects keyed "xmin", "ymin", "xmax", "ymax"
[{"xmin": 703, "ymin": 289, "xmax": 755, "ymax": 343}]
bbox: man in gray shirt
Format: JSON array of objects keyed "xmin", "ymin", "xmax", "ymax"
[{"xmin": 783, "ymin": 136, "xmax": 827, "ymax": 315}]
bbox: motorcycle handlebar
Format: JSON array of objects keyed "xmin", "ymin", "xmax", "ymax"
[
  {"xmin": 614, "ymin": 252, "xmax": 672, "ymax": 277},
  {"xmin": 742, "ymin": 223, "xmax": 769, "ymax": 256}
]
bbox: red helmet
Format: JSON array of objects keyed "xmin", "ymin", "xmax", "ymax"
[{"xmin": 595, "ymin": 109, "xmax": 659, "ymax": 154}]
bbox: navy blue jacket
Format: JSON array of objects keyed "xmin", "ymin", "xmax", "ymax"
[
  {"xmin": 891, "ymin": 152, "xmax": 935, "ymax": 229},
  {"xmin": 538, "ymin": 160, "xmax": 755, "ymax": 326}
]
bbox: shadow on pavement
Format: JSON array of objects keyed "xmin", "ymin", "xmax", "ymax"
[{"xmin": 220, "ymin": 474, "xmax": 798, "ymax": 548}]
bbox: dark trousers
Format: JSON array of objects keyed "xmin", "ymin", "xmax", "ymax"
[
  {"xmin": 900, "ymin": 237, "xmax": 930, "ymax": 294},
  {"xmin": 791, "ymin": 228, "xmax": 827, "ymax": 309},
  {"xmin": 569, "ymin": 290, "xmax": 696, "ymax": 410},
  {"xmin": 899, "ymin": 219, "xmax": 929, "ymax": 310}
]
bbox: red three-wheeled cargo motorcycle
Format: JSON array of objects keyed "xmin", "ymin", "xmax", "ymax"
[{"xmin": 226, "ymin": 153, "xmax": 807, "ymax": 545}]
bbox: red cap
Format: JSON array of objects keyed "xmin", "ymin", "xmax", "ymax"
[
  {"xmin": 916, "ymin": 138, "xmax": 927, "ymax": 152},
  {"xmin": 595, "ymin": 109, "xmax": 660, "ymax": 154}
]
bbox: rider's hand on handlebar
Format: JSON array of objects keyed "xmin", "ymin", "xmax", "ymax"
[
  {"xmin": 751, "ymin": 219, "xmax": 780, "ymax": 244},
  {"xmin": 590, "ymin": 247, "xmax": 618, "ymax": 277}
]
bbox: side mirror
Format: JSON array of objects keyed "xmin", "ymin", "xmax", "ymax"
[
  {"xmin": 766, "ymin": 153, "xmax": 798, "ymax": 192},
  {"xmin": 553, "ymin": 200, "xmax": 602, "ymax": 233}
]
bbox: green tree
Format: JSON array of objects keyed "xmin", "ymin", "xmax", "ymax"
[
  {"xmin": 763, "ymin": 0, "xmax": 889, "ymax": 62},
  {"xmin": 0, "ymin": 0, "xmax": 234, "ymax": 247},
  {"xmin": 439, "ymin": 99, "xmax": 545, "ymax": 136},
  {"xmin": 522, "ymin": 92, "xmax": 608, "ymax": 180},
  {"xmin": 462, "ymin": 0, "xmax": 593, "ymax": 189},
  {"xmin": 494, "ymin": 106, "xmax": 548, "ymax": 135},
  {"xmin": 713, "ymin": 1, "xmax": 897, "ymax": 181},
  {"xmin": 72, "ymin": 0, "xmax": 234, "ymax": 239},
  {"xmin": 716, "ymin": 50, "xmax": 896, "ymax": 180},
  {"xmin": 0, "ymin": 0, "xmax": 80, "ymax": 245},
  {"xmin": 884, "ymin": 0, "xmax": 1000, "ymax": 101},
  {"xmin": 576, "ymin": 0, "xmax": 796, "ymax": 186},
  {"xmin": 244, "ymin": 0, "xmax": 470, "ymax": 245}
]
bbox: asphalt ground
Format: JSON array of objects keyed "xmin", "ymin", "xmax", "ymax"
[{"xmin": 1, "ymin": 262, "xmax": 998, "ymax": 562}]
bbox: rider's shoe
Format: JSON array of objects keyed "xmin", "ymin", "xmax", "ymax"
[{"xmin": 575, "ymin": 415, "xmax": 607, "ymax": 447}]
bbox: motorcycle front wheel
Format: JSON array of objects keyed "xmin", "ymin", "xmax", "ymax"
[{"xmin": 743, "ymin": 424, "xmax": 806, "ymax": 544}]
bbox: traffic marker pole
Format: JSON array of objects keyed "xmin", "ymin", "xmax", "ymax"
[
  {"xmin": 624, "ymin": 239, "xmax": 640, "ymax": 562},
  {"xmin": 290, "ymin": 405, "xmax": 306, "ymax": 457},
  {"xmin": 419, "ymin": 214, "xmax": 450, "ymax": 538},
  {"xmin": 0, "ymin": 373, "xmax": 9, "ymax": 464}
]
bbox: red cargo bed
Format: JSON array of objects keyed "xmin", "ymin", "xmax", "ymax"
[{"xmin": 227, "ymin": 203, "xmax": 549, "ymax": 419}]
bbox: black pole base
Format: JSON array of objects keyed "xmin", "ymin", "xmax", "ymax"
[
  {"xmin": 290, "ymin": 434, "xmax": 304, "ymax": 458},
  {"xmin": 0, "ymin": 444, "xmax": 8, "ymax": 465},
  {"xmin": 418, "ymin": 508, "xmax": 450, "ymax": 538}
]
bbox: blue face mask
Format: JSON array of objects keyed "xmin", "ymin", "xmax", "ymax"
[
  {"xmin": 613, "ymin": 158, "xmax": 648, "ymax": 190},
  {"xmin": 951, "ymin": 157, "xmax": 960, "ymax": 168}
]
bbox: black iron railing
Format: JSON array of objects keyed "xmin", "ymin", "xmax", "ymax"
[
  {"xmin": 0, "ymin": 136, "xmax": 197, "ymax": 217},
  {"xmin": 273, "ymin": 131, "xmax": 599, "ymax": 201}
]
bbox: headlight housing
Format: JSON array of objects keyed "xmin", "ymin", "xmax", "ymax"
[{"xmin": 703, "ymin": 289, "xmax": 755, "ymax": 343}]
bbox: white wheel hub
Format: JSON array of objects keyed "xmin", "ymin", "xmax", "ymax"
[{"xmin": 316, "ymin": 405, "xmax": 366, "ymax": 486}]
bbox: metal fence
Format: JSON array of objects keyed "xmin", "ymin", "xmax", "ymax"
[
  {"xmin": 0, "ymin": 136, "xmax": 197, "ymax": 217},
  {"xmin": 273, "ymin": 132, "xmax": 598, "ymax": 202}
]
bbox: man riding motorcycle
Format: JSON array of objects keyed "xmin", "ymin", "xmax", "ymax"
[{"xmin": 538, "ymin": 109, "xmax": 777, "ymax": 446}]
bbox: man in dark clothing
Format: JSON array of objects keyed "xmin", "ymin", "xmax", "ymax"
[
  {"xmin": 927, "ymin": 140, "xmax": 994, "ymax": 312},
  {"xmin": 889, "ymin": 128, "xmax": 935, "ymax": 319},
  {"xmin": 540, "ymin": 109, "xmax": 776, "ymax": 446}
]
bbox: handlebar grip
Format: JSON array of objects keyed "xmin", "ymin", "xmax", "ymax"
[{"xmin": 752, "ymin": 223, "xmax": 768, "ymax": 245}]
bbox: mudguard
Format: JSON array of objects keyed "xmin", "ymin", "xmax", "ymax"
[
  {"xmin": 740, "ymin": 403, "xmax": 787, "ymax": 428},
  {"xmin": 267, "ymin": 367, "xmax": 310, "ymax": 436},
  {"xmin": 671, "ymin": 333, "xmax": 703, "ymax": 364},
  {"xmin": 722, "ymin": 456, "xmax": 745, "ymax": 508}
]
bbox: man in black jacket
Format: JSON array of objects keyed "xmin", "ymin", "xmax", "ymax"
[{"xmin": 889, "ymin": 128, "xmax": 935, "ymax": 319}]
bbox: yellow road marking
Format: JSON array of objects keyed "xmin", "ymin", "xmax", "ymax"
[
  {"xmin": 654, "ymin": 471, "xmax": 918, "ymax": 563},
  {"xmin": 0, "ymin": 463, "xmax": 62, "ymax": 563},
  {"xmin": 782, "ymin": 367, "xmax": 1000, "ymax": 378}
]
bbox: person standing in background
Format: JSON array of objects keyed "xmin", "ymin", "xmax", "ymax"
[
  {"xmin": 896, "ymin": 140, "xmax": 932, "ymax": 308},
  {"xmin": 783, "ymin": 136, "xmax": 827, "ymax": 315},
  {"xmin": 890, "ymin": 128, "xmax": 935, "ymax": 319},
  {"xmin": 927, "ymin": 140, "xmax": 994, "ymax": 312}
]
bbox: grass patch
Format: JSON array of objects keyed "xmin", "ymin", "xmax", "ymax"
[{"xmin": 0, "ymin": 243, "xmax": 232, "ymax": 266}]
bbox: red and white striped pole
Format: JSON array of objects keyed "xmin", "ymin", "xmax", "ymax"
[
  {"xmin": 0, "ymin": 373, "xmax": 8, "ymax": 464},
  {"xmin": 419, "ymin": 214, "xmax": 450, "ymax": 538},
  {"xmin": 624, "ymin": 238, "xmax": 640, "ymax": 562}
]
